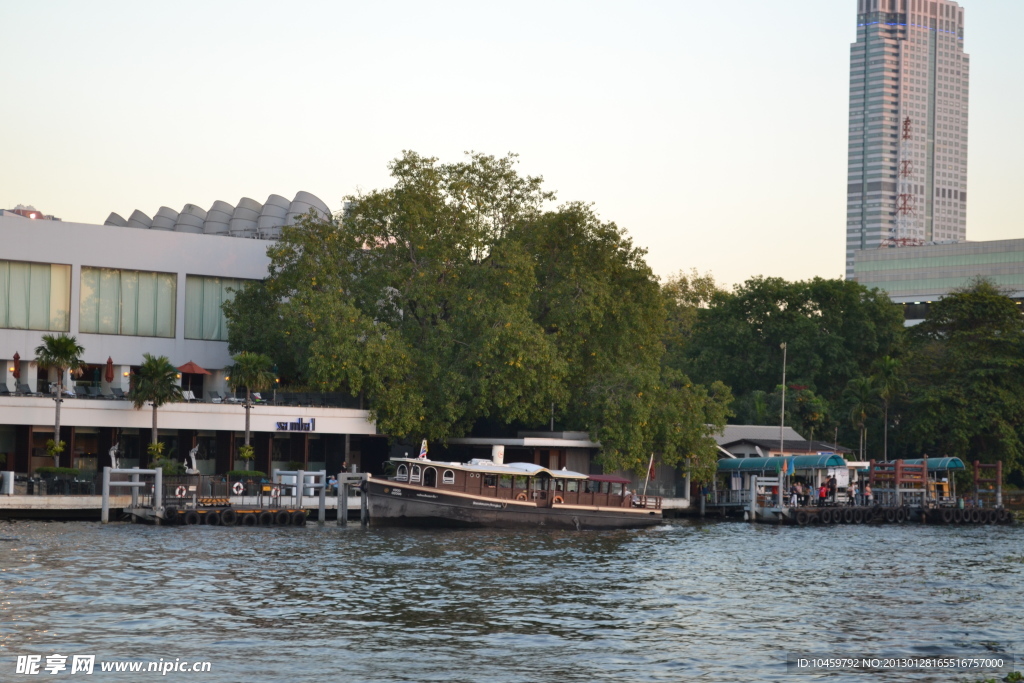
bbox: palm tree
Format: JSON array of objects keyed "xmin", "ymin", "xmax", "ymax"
[
  {"xmin": 34, "ymin": 334, "xmax": 85, "ymax": 467},
  {"xmin": 872, "ymin": 356, "xmax": 906, "ymax": 462},
  {"xmin": 228, "ymin": 352, "xmax": 276, "ymax": 449},
  {"xmin": 843, "ymin": 376, "xmax": 877, "ymax": 461},
  {"xmin": 131, "ymin": 354, "xmax": 183, "ymax": 451}
]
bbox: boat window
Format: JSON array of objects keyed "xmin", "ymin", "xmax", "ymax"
[
  {"xmin": 553, "ymin": 479, "xmax": 565, "ymax": 491},
  {"xmin": 600, "ymin": 482, "xmax": 610, "ymax": 494},
  {"xmin": 586, "ymin": 480, "xmax": 599, "ymax": 493},
  {"xmin": 514, "ymin": 476, "xmax": 528, "ymax": 489},
  {"xmin": 532, "ymin": 477, "xmax": 548, "ymax": 491},
  {"xmin": 423, "ymin": 467, "xmax": 437, "ymax": 487},
  {"xmin": 566, "ymin": 480, "xmax": 579, "ymax": 493},
  {"xmin": 498, "ymin": 475, "xmax": 513, "ymax": 489},
  {"xmin": 411, "ymin": 465, "xmax": 421, "ymax": 483},
  {"xmin": 483, "ymin": 474, "xmax": 497, "ymax": 488},
  {"xmin": 610, "ymin": 483, "xmax": 623, "ymax": 495},
  {"xmin": 396, "ymin": 465, "xmax": 408, "ymax": 481},
  {"xmin": 442, "ymin": 470, "xmax": 455, "ymax": 485}
]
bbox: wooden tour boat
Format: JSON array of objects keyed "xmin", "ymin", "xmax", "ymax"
[{"xmin": 365, "ymin": 446, "xmax": 662, "ymax": 530}]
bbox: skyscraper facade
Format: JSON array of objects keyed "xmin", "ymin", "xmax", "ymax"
[{"xmin": 846, "ymin": 0, "xmax": 969, "ymax": 279}]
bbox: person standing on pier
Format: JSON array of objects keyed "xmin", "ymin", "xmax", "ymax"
[{"xmin": 827, "ymin": 475, "xmax": 837, "ymax": 504}]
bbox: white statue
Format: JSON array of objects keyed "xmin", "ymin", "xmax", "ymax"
[
  {"xmin": 109, "ymin": 442, "xmax": 120, "ymax": 470},
  {"xmin": 184, "ymin": 445, "xmax": 199, "ymax": 474}
]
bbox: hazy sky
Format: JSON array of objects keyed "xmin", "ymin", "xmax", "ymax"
[{"xmin": 2, "ymin": 0, "xmax": 1021, "ymax": 287}]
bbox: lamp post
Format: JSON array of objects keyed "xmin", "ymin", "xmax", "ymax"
[{"xmin": 778, "ymin": 342, "xmax": 787, "ymax": 509}]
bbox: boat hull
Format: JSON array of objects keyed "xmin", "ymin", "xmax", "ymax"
[{"xmin": 365, "ymin": 480, "xmax": 662, "ymax": 530}]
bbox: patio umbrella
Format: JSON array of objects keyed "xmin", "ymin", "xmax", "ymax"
[
  {"xmin": 12, "ymin": 351, "xmax": 20, "ymax": 380},
  {"xmin": 176, "ymin": 360, "xmax": 210, "ymax": 395},
  {"xmin": 105, "ymin": 357, "xmax": 114, "ymax": 384}
]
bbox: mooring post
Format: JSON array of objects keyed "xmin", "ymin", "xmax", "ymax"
[
  {"xmin": 130, "ymin": 467, "xmax": 139, "ymax": 508},
  {"xmin": 338, "ymin": 473, "xmax": 349, "ymax": 527},
  {"xmin": 360, "ymin": 476, "xmax": 368, "ymax": 526},
  {"xmin": 997, "ymin": 461, "xmax": 1003, "ymax": 508},
  {"xmin": 154, "ymin": 468, "xmax": 163, "ymax": 524},
  {"xmin": 318, "ymin": 470, "xmax": 326, "ymax": 524},
  {"xmin": 749, "ymin": 475, "xmax": 758, "ymax": 522},
  {"xmin": 699, "ymin": 486, "xmax": 706, "ymax": 517},
  {"xmin": 297, "ymin": 469, "xmax": 305, "ymax": 509},
  {"xmin": 1, "ymin": 471, "xmax": 13, "ymax": 496},
  {"xmin": 101, "ymin": 466, "xmax": 111, "ymax": 523}
]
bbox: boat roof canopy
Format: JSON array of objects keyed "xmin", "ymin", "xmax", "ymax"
[
  {"xmin": 717, "ymin": 454, "xmax": 847, "ymax": 473},
  {"xmin": 587, "ymin": 474, "xmax": 632, "ymax": 484},
  {"xmin": 899, "ymin": 457, "xmax": 966, "ymax": 471},
  {"xmin": 390, "ymin": 458, "xmax": 588, "ymax": 479}
]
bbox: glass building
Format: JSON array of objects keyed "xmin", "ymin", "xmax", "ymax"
[
  {"xmin": 846, "ymin": 0, "xmax": 969, "ymax": 279},
  {"xmin": 853, "ymin": 239, "xmax": 1024, "ymax": 322}
]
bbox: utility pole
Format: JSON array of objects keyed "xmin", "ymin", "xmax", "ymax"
[{"xmin": 778, "ymin": 342, "xmax": 787, "ymax": 509}]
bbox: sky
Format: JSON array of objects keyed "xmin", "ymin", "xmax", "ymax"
[{"xmin": 2, "ymin": 0, "xmax": 1022, "ymax": 288}]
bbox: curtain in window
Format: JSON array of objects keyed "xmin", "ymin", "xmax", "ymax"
[
  {"xmin": 184, "ymin": 276, "xmax": 204, "ymax": 340},
  {"xmin": 79, "ymin": 267, "xmax": 175, "ymax": 337},
  {"xmin": 0, "ymin": 260, "xmax": 70, "ymax": 331},
  {"xmin": 49, "ymin": 265, "xmax": 70, "ymax": 331},
  {"xmin": 184, "ymin": 275, "xmax": 245, "ymax": 341}
]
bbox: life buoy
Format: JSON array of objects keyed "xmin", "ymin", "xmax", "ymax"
[
  {"xmin": 175, "ymin": 485, "xmax": 187, "ymax": 498},
  {"xmin": 516, "ymin": 492, "xmax": 527, "ymax": 501},
  {"xmin": 232, "ymin": 481, "xmax": 245, "ymax": 495},
  {"xmin": 275, "ymin": 510, "xmax": 291, "ymax": 525},
  {"xmin": 271, "ymin": 486, "xmax": 280, "ymax": 498},
  {"xmin": 553, "ymin": 496, "xmax": 564, "ymax": 504},
  {"xmin": 220, "ymin": 509, "xmax": 238, "ymax": 526}
]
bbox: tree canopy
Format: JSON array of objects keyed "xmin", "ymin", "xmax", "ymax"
[
  {"xmin": 225, "ymin": 151, "xmax": 731, "ymax": 476},
  {"xmin": 901, "ymin": 280, "xmax": 1024, "ymax": 474}
]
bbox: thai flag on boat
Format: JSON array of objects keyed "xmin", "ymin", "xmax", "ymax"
[{"xmin": 418, "ymin": 439, "xmax": 428, "ymax": 459}]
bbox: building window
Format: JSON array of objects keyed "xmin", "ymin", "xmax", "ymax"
[
  {"xmin": 79, "ymin": 267, "xmax": 176, "ymax": 337},
  {"xmin": 184, "ymin": 275, "xmax": 248, "ymax": 341},
  {"xmin": 0, "ymin": 259, "xmax": 71, "ymax": 332}
]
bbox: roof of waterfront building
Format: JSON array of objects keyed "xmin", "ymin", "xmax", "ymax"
[{"xmin": 713, "ymin": 425, "xmax": 804, "ymax": 446}]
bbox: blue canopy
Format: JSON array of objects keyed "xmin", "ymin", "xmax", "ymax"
[
  {"xmin": 899, "ymin": 457, "xmax": 966, "ymax": 471},
  {"xmin": 718, "ymin": 454, "xmax": 847, "ymax": 473}
]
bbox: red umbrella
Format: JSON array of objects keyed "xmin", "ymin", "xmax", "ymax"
[
  {"xmin": 176, "ymin": 360, "xmax": 210, "ymax": 397},
  {"xmin": 176, "ymin": 361, "xmax": 210, "ymax": 376},
  {"xmin": 105, "ymin": 357, "xmax": 115, "ymax": 384},
  {"xmin": 12, "ymin": 352, "xmax": 20, "ymax": 380}
]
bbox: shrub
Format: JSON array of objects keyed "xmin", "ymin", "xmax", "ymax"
[
  {"xmin": 35, "ymin": 466, "xmax": 81, "ymax": 477},
  {"xmin": 227, "ymin": 470, "xmax": 266, "ymax": 478}
]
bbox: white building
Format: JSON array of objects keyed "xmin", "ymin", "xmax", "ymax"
[
  {"xmin": 0, "ymin": 195, "xmax": 385, "ymax": 475},
  {"xmin": 846, "ymin": 0, "xmax": 969, "ymax": 279}
]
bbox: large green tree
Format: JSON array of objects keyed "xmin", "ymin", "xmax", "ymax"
[
  {"xmin": 34, "ymin": 333, "xmax": 85, "ymax": 466},
  {"xmin": 228, "ymin": 352, "xmax": 276, "ymax": 448},
  {"xmin": 225, "ymin": 151, "xmax": 732, "ymax": 476},
  {"xmin": 131, "ymin": 354, "xmax": 184, "ymax": 448},
  {"xmin": 903, "ymin": 280, "xmax": 1024, "ymax": 475},
  {"xmin": 686, "ymin": 276, "xmax": 904, "ymax": 445}
]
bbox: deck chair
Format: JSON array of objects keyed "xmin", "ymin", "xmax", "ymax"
[
  {"xmin": 111, "ymin": 387, "xmax": 127, "ymax": 400},
  {"xmin": 208, "ymin": 391, "xmax": 222, "ymax": 403},
  {"xmin": 87, "ymin": 386, "xmax": 105, "ymax": 399},
  {"xmin": 0, "ymin": 384, "xmax": 12, "ymax": 397},
  {"xmin": 75, "ymin": 385, "xmax": 91, "ymax": 399},
  {"xmin": 17, "ymin": 384, "xmax": 37, "ymax": 397}
]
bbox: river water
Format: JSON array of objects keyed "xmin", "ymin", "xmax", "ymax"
[{"xmin": 1, "ymin": 519, "xmax": 1021, "ymax": 682}]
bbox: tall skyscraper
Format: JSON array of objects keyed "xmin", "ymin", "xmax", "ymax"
[{"xmin": 846, "ymin": 0, "xmax": 969, "ymax": 279}]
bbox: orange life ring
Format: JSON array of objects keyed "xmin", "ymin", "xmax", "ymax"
[
  {"xmin": 516, "ymin": 492, "xmax": 527, "ymax": 501},
  {"xmin": 553, "ymin": 496, "xmax": 564, "ymax": 504}
]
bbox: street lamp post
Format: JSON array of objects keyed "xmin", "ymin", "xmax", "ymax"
[{"xmin": 778, "ymin": 342, "xmax": 787, "ymax": 509}]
